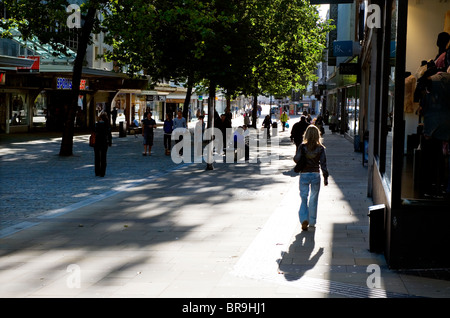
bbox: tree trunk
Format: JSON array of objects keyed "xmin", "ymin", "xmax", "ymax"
[
  {"xmin": 225, "ymin": 94, "xmax": 231, "ymax": 113},
  {"xmin": 59, "ymin": 4, "xmax": 98, "ymax": 156},
  {"xmin": 252, "ymin": 91, "xmax": 258, "ymax": 129},
  {"xmin": 206, "ymin": 81, "xmax": 216, "ymax": 170},
  {"xmin": 182, "ymin": 76, "xmax": 193, "ymax": 121},
  {"xmin": 207, "ymin": 82, "xmax": 215, "ymax": 130}
]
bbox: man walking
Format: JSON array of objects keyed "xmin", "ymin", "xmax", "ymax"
[{"xmin": 290, "ymin": 115, "xmax": 310, "ymax": 148}]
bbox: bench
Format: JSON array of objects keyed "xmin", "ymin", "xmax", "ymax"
[{"xmin": 127, "ymin": 126, "xmax": 142, "ymax": 137}]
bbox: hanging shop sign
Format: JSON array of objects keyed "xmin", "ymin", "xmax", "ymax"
[
  {"xmin": 333, "ymin": 41, "xmax": 362, "ymax": 57},
  {"xmin": 0, "ymin": 72, "xmax": 5, "ymax": 85},
  {"xmin": 333, "ymin": 41, "xmax": 353, "ymax": 57},
  {"xmin": 17, "ymin": 56, "xmax": 40, "ymax": 73},
  {"xmin": 339, "ymin": 63, "xmax": 360, "ymax": 75}
]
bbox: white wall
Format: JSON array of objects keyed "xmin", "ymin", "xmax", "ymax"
[
  {"xmin": 406, "ymin": 0, "xmax": 450, "ymax": 73},
  {"xmin": 404, "ymin": 0, "xmax": 450, "ymax": 150}
]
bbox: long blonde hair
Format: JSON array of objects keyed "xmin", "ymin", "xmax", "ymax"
[{"xmin": 302, "ymin": 125, "xmax": 325, "ymax": 151}]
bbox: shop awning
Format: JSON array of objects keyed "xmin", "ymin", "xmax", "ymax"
[{"xmin": 0, "ymin": 55, "xmax": 34, "ymax": 68}]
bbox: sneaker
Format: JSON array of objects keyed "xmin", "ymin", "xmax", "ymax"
[{"xmin": 302, "ymin": 220, "xmax": 309, "ymax": 231}]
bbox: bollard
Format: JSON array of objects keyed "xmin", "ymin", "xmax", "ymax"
[
  {"xmin": 119, "ymin": 121, "xmax": 126, "ymax": 138},
  {"xmin": 368, "ymin": 204, "xmax": 385, "ymax": 253}
]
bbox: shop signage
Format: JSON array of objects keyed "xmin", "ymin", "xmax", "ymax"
[
  {"xmin": 339, "ymin": 63, "xmax": 360, "ymax": 75},
  {"xmin": 17, "ymin": 56, "xmax": 40, "ymax": 73},
  {"xmin": 56, "ymin": 77, "xmax": 88, "ymax": 90},
  {"xmin": 0, "ymin": 72, "xmax": 5, "ymax": 85},
  {"xmin": 333, "ymin": 41, "xmax": 353, "ymax": 57}
]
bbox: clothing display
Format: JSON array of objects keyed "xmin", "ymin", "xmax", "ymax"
[
  {"xmin": 404, "ymin": 74, "xmax": 417, "ymax": 113},
  {"xmin": 422, "ymin": 72, "xmax": 450, "ymax": 141},
  {"xmin": 411, "ymin": 32, "xmax": 450, "ymax": 198}
]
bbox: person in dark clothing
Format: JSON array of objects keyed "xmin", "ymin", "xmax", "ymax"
[
  {"xmin": 290, "ymin": 115, "xmax": 310, "ymax": 148},
  {"xmin": 142, "ymin": 111, "xmax": 157, "ymax": 156},
  {"xmin": 217, "ymin": 113, "xmax": 228, "ymax": 149},
  {"xmin": 94, "ymin": 111, "xmax": 112, "ymax": 177},
  {"xmin": 111, "ymin": 107, "xmax": 117, "ymax": 129},
  {"xmin": 262, "ymin": 115, "xmax": 272, "ymax": 139},
  {"xmin": 163, "ymin": 113, "xmax": 174, "ymax": 155}
]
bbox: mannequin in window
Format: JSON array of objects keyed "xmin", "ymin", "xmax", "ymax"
[
  {"xmin": 435, "ymin": 32, "xmax": 450, "ymax": 60},
  {"xmin": 404, "ymin": 72, "xmax": 417, "ymax": 113},
  {"xmin": 419, "ymin": 65, "xmax": 450, "ymax": 198},
  {"xmin": 435, "ymin": 32, "xmax": 450, "ymax": 71}
]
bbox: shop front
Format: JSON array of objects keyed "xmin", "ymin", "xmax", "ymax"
[{"xmin": 362, "ymin": 0, "xmax": 450, "ymax": 269}]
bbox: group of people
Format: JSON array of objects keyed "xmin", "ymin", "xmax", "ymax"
[
  {"xmin": 92, "ymin": 109, "xmax": 330, "ymax": 234},
  {"xmin": 142, "ymin": 109, "xmax": 189, "ymax": 157}
]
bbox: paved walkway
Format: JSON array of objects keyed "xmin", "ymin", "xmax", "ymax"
[{"xmin": 1, "ymin": 115, "xmax": 450, "ymax": 299}]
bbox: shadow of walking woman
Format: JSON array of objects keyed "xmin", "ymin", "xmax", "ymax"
[{"xmin": 277, "ymin": 230, "xmax": 324, "ymax": 281}]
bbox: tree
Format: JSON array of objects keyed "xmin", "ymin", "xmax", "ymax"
[
  {"xmin": 240, "ymin": 0, "xmax": 333, "ymax": 127},
  {"xmin": 1, "ymin": 0, "xmax": 105, "ymax": 156},
  {"xmin": 103, "ymin": 0, "xmax": 333, "ymax": 168},
  {"xmin": 103, "ymin": 0, "xmax": 208, "ymax": 121}
]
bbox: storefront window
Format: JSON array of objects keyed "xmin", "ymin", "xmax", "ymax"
[
  {"xmin": 400, "ymin": 0, "xmax": 450, "ymax": 201},
  {"xmin": 10, "ymin": 93, "xmax": 28, "ymax": 126},
  {"xmin": 33, "ymin": 91, "xmax": 47, "ymax": 128},
  {"xmin": 378, "ymin": 1, "xmax": 398, "ymax": 192},
  {"xmin": 346, "ymin": 85, "xmax": 360, "ymax": 137}
]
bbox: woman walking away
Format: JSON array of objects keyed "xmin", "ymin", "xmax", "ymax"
[
  {"xmin": 294, "ymin": 125, "xmax": 329, "ymax": 231},
  {"xmin": 94, "ymin": 111, "xmax": 112, "ymax": 177}
]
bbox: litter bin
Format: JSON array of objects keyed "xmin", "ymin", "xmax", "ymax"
[
  {"xmin": 119, "ymin": 121, "xmax": 127, "ymax": 138},
  {"xmin": 368, "ymin": 204, "xmax": 385, "ymax": 253}
]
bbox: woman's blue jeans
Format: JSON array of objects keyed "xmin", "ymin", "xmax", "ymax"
[{"xmin": 298, "ymin": 172, "xmax": 321, "ymax": 226}]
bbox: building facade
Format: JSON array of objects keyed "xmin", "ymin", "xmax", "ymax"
[{"xmin": 317, "ymin": 0, "xmax": 450, "ymax": 269}]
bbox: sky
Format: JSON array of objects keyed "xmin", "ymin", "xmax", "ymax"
[{"xmin": 318, "ymin": 4, "xmax": 330, "ymax": 20}]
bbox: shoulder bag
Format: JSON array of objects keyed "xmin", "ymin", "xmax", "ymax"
[{"xmin": 294, "ymin": 145, "xmax": 306, "ymax": 173}]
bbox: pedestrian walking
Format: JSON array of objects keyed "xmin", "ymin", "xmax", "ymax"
[
  {"xmin": 262, "ymin": 115, "xmax": 272, "ymax": 139},
  {"xmin": 142, "ymin": 111, "xmax": 157, "ymax": 156},
  {"xmin": 293, "ymin": 125, "xmax": 329, "ymax": 231},
  {"xmin": 315, "ymin": 115, "xmax": 325, "ymax": 135},
  {"xmin": 329, "ymin": 112, "xmax": 338, "ymax": 133},
  {"xmin": 290, "ymin": 115, "xmax": 310, "ymax": 148},
  {"xmin": 163, "ymin": 113, "xmax": 174, "ymax": 156},
  {"xmin": 111, "ymin": 106, "xmax": 117, "ymax": 129},
  {"xmin": 94, "ymin": 111, "xmax": 112, "ymax": 177},
  {"xmin": 243, "ymin": 112, "xmax": 250, "ymax": 127},
  {"xmin": 280, "ymin": 111, "xmax": 289, "ymax": 132},
  {"xmin": 173, "ymin": 110, "xmax": 187, "ymax": 156}
]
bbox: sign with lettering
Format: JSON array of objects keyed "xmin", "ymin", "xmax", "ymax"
[
  {"xmin": 333, "ymin": 41, "xmax": 353, "ymax": 57},
  {"xmin": 17, "ymin": 56, "xmax": 40, "ymax": 73},
  {"xmin": 56, "ymin": 78, "xmax": 88, "ymax": 90},
  {"xmin": 339, "ymin": 63, "xmax": 360, "ymax": 75}
]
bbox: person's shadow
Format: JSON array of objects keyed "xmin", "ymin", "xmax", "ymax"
[{"xmin": 277, "ymin": 230, "xmax": 324, "ymax": 281}]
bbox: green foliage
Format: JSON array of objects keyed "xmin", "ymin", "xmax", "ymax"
[
  {"xmin": 2, "ymin": 0, "xmax": 334, "ymax": 99},
  {"xmin": 1, "ymin": 0, "xmax": 105, "ymax": 57}
]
